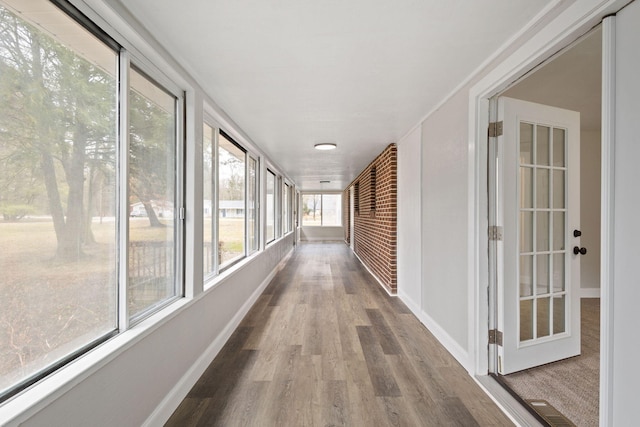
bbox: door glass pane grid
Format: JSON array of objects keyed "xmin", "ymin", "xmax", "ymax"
[{"xmin": 518, "ymin": 122, "xmax": 568, "ymax": 343}]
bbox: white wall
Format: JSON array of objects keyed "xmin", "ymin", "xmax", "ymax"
[
  {"xmin": 421, "ymin": 88, "xmax": 471, "ymax": 361},
  {"xmin": 4, "ymin": 236, "xmax": 294, "ymax": 426},
  {"xmin": 580, "ymin": 129, "xmax": 601, "ymax": 293},
  {"xmin": 300, "ymin": 226, "xmax": 344, "ymax": 241},
  {"xmin": 610, "ymin": 3, "xmax": 640, "ymax": 423},
  {"xmin": 397, "ymin": 126, "xmax": 422, "ymax": 307}
]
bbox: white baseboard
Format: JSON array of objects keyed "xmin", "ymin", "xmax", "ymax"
[
  {"xmin": 144, "ymin": 248, "xmax": 293, "ymax": 426},
  {"xmin": 581, "ymin": 288, "xmax": 601, "ymax": 298},
  {"xmin": 351, "ymin": 249, "xmax": 395, "ymax": 297},
  {"xmin": 419, "ymin": 310, "xmax": 472, "ymax": 372},
  {"xmin": 397, "ymin": 290, "xmax": 421, "ymax": 313},
  {"xmin": 300, "ymin": 237, "xmax": 343, "ymax": 241},
  {"xmin": 397, "ymin": 292, "xmax": 472, "ymax": 372}
]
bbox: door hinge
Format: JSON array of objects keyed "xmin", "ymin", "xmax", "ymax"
[
  {"xmin": 488, "ymin": 225, "xmax": 503, "ymax": 241},
  {"xmin": 179, "ymin": 207, "xmax": 185, "ymax": 220},
  {"xmin": 489, "ymin": 329, "xmax": 503, "ymax": 346},
  {"xmin": 488, "ymin": 121, "xmax": 503, "ymax": 137}
]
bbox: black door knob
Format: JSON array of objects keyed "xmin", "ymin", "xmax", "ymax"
[
  {"xmin": 573, "ymin": 229, "xmax": 582, "ymax": 237},
  {"xmin": 573, "ymin": 246, "xmax": 587, "ymax": 255}
]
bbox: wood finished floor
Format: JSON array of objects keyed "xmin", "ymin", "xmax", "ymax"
[{"xmin": 166, "ymin": 242, "xmax": 513, "ymax": 426}]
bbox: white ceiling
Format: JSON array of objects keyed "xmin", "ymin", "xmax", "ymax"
[{"xmin": 119, "ymin": 0, "xmax": 555, "ymax": 190}]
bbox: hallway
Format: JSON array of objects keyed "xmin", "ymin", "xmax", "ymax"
[{"xmin": 166, "ymin": 242, "xmax": 513, "ymax": 426}]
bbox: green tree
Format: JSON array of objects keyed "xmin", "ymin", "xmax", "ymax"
[
  {"xmin": 128, "ymin": 85, "xmax": 175, "ymax": 227},
  {"xmin": 0, "ymin": 7, "xmax": 116, "ymax": 259},
  {"xmin": 218, "ymin": 150, "xmax": 244, "ymax": 201}
]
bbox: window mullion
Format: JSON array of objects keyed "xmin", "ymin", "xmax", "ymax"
[
  {"xmin": 118, "ymin": 49, "xmax": 131, "ymax": 331},
  {"xmin": 175, "ymin": 94, "xmax": 185, "ymax": 299},
  {"xmin": 245, "ymin": 152, "xmax": 249, "ymax": 256}
]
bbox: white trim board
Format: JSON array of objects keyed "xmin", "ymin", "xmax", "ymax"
[
  {"xmin": 350, "ymin": 248, "xmax": 395, "ymax": 297},
  {"xmin": 300, "ymin": 237, "xmax": 344, "ymax": 241},
  {"xmin": 581, "ymin": 288, "xmax": 601, "ymax": 298},
  {"xmin": 398, "ymin": 292, "xmax": 472, "ymax": 373},
  {"xmin": 421, "ymin": 309, "xmax": 472, "ymax": 373}
]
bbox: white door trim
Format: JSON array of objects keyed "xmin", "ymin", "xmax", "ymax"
[
  {"xmin": 600, "ymin": 15, "xmax": 615, "ymax": 427},
  {"xmin": 467, "ymin": 0, "xmax": 625, "ymax": 423}
]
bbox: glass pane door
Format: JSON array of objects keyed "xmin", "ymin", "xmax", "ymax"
[{"xmin": 519, "ymin": 122, "xmax": 568, "ymax": 343}]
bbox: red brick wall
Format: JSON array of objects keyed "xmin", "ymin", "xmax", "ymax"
[{"xmin": 343, "ymin": 144, "xmax": 397, "ymax": 294}]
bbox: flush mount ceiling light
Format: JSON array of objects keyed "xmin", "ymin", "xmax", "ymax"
[{"xmin": 314, "ymin": 143, "xmax": 337, "ymax": 151}]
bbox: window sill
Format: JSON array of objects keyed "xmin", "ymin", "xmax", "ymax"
[{"xmin": 0, "ymin": 297, "xmax": 190, "ymax": 425}]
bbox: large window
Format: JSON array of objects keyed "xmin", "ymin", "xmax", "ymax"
[
  {"xmin": 265, "ymin": 170, "xmax": 276, "ymax": 243},
  {"xmin": 302, "ymin": 194, "xmax": 342, "ymax": 226},
  {"xmin": 0, "ymin": 0, "xmax": 118, "ymax": 399},
  {"xmin": 218, "ymin": 132, "xmax": 245, "ymax": 267},
  {"xmin": 0, "ymin": 0, "xmax": 184, "ymax": 401}
]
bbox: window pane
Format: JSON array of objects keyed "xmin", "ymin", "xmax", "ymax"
[
  {"xmin": 553, "ymin": 295, "xmax": 566, "ymax": 334},
  {"xmin": 248, "ymin": 157, "xmax": 258, "ymax": 252},
  {"xmin": 302, "ymin": 194, "xmax": 322, "ymax": 226},
  {"xmin": 536, "ymin": 125, "xmax": 550, "ymax": 166},
  {"xmin": 0, "ymin": 0, "xmax": 117, "ymax": 395},
  {"xmin": 520, "ymin": 167, "xmax": 533, "ymax": 209},
  {"xmin": 553, "ymin": 170, "xmax": 565, "ymax": 209},
  {"xmin": 218, "ymin": 133, "xmax": 245, "ymax": 265},
  {"xmin": 536, "ymin": 254, "xmax": 550, "ymax": 295},
  {"xmin": 536, "ymin": 168, "xmax": 549, "ymax": 209},
  {"xmin": 520, "ymin": 299, "xmax": 534, "ymax": 342},
  {"xmin": 266, "ymin": 171, "xmax": 276, "ymax": 242},
  {"xmin": 536, "ymin": 211, "xmax": 549, "ymax": 252},
  {"xmin": 519, "ymin": 122, "xmax": 533, "ymax": 164},
  {"xmin": 322, "ymin": 194, "xmax": 342, "ymax": 226},
  {"xmin": 520, "ymin": 211, "xmax": 533, "ymax": 253},
  {"xmin": 537, "ymin": 297, "xmax": 551, "ymax": 338},
  {"xmin": 203, "ymin": 123, "xmax": 215, "ymax": 276},
  {"xmin": 553, "ymin": 128, "xmax": 566, "ymax": 167},
  {"xmin": 128, "ymin": 67, "xmax": 177, "ymax": 319},
  {"xmin": 520, "ymin": 255, "xmax": 533, "ymax": 297},
  {"xmin": 283, "ymin": 184, "xmax": 290, "ymax": 233}
]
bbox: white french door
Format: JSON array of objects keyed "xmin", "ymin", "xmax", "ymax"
[{"xmin": 496, "ymin": 97, "xmax": 581, "ymax": 375}]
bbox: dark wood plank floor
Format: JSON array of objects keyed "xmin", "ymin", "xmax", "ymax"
[{"xmin": 166, "ymin": 242, "xmax": 513, "ymax": 426}]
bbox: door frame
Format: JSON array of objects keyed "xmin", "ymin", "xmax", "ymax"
[
  {"xmin": 495, "ymin": 97, "xmax": 582, "ymax": 374},
  {"xmin": 467, "ymin": 2, "xmax": 623, "ymax": 425}
]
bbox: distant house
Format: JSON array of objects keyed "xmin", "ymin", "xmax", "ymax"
[
  {"xmin": 129, "ymin": 201, "xmax": 174, "ymax": 218},
  {"xmin": 219, "ymin": 200, "xmax": 244, "ymax": 218}
]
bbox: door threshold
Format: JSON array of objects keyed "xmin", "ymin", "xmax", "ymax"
[{"xmin": 474, "ymin": 374, "xmax": 545, "ymax": 427}]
